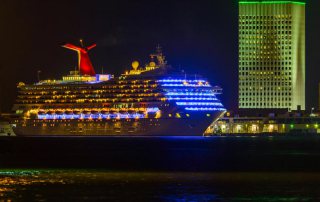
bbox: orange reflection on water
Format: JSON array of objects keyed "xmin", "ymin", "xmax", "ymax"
[{"xmin": 0, "ymin": 173, "xmax": 66, "ymax": 201}]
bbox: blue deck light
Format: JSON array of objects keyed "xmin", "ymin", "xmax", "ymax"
[{"xmin": 159, "ymin": 78, "xmax": 226, "ymax": 112}]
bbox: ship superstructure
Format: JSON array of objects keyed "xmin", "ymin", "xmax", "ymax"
[{"xmin": 12, "ymin": 43, "xmax": 226, "ymax": 136}]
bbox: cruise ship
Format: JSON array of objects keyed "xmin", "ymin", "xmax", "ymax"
[{"xmin": 11, "ymin": 42, "xmax": 226, "ymax": 136}]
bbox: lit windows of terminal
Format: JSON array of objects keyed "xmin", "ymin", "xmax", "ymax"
[{"xmin": 238, "ymin": 0, "xmax": 305, "ymax": 110}]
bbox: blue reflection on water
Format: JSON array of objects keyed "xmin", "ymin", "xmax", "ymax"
[{"xmin": 0, "ymin": 170, "xmax": 320, "ymax": 201}]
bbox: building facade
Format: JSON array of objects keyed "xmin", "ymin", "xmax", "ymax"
[
  {"xmin": 238, "ymin": 0, "xmax": 305, "ymax": 111},
  {"xmin": 319, "ymin": 83, "xmax": 320, "ymax": 110}
]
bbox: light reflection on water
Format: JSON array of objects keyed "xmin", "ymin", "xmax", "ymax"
[{"xmin": 0, "ymin": 170, "xmax": 320, "ymax": 201}]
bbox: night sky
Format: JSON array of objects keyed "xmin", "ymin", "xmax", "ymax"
[{"xmin": 0, "ymin": 0, "xmax": 319, "ymax": 112}]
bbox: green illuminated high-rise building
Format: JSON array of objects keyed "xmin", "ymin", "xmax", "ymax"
[{"xmin": 238, "ymin": 0, "xmax": 305, "ymax": 111}]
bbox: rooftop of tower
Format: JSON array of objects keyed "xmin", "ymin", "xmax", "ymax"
[{"xmin": 239, "ymin": 0, "xmax": 306, "ymax": 5}]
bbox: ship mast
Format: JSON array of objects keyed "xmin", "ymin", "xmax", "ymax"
[{"xmin": 150, "ymin": 45, "xmax": 167, "ymax": 68}]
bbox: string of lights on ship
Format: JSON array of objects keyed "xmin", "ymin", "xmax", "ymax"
[{"xmin": 17, "ymin": 78, "xmax": 226, "ymax": 120}]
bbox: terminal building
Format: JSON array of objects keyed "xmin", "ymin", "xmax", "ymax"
[
  {"xmin": 238, "ymin": 0, "xmax": 306, "ymax": 111},
  {"xmin": 211, "ymin": 116, "xmax": 320, "ymax": 135}
]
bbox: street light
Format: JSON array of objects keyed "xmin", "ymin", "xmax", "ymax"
[{"xmin": 311, "ymin": 107, "xmax": 315, "ymax": 117}]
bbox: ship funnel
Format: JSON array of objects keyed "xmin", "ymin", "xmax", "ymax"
[{"xmin": 62, "ymin": 40, "xmax": 96, "ymax": 76}]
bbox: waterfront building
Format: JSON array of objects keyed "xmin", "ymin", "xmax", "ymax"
[
  {"xmin": 238, "ymin": 0, "xmax": 306, "ymax": 111},
  {"xmin": 211, "ymin": 116, "xmax": 320, "ymax": 135},
  {"xmin": 319, "ymin": 83, "xmax": 320, "ymax": 110}
]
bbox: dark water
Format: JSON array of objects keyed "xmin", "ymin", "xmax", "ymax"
[{"xmin": 1, "ymin": 136, "xmax": 320, "ymax": 201}]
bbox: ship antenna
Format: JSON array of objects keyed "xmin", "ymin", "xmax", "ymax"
[
  {"xmin": 80, "ymin": 39, "xmax": 84, "ymax": 48},
  {"xmin": 156, "ymin": 44, "xmax": 162, "ymax": 54},
  {"xmin": 153, "ymin": 44, "xmax": 167, "ymax": 68},
  {"xmin": 37, "ymin": 70, "xmax": 41, "ymax": 82}
]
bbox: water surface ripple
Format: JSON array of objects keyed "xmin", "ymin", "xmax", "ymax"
[{"xmin": 1, "ymin": 136, "xmax": 320, "ymax": 201}]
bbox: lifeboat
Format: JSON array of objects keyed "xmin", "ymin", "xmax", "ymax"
[
  {"xmin": 138, "ymin": 109, "xmax": 145, "ymax": 114},
  {"xmin": 82, "ymin": 110, "xmax": 90, "ymax": 115},
  {"xmin": 47, "ymin": 110, "xmax": 54, "ymax": 115},
  {"xmin": 38, "ymin": 110, "xmax": 45, "ymax": 115},
  {"xmin": 55, "ymin": 110, "xmax": 63, "ymax": 115},
  {"xmin": 73, "ymin": 110, "xmax": 81, "ymax": 114},
  {"xmin": 128, "ymin": 108, "xmax": 136, "ymax": 114},
  {"xmin": 91, "ymin": 110, "xmax": 99, "ymax": 115},
  {"xmin": 65, "ymin": 110, "xmax": 73, "ymax": 115},
  {"xmin": 100, "ymin": 109, "xmax": 109, "ymax": 114},
  {"xmin": 119, "ymin": 108, "xmax": 127, "ymax": 114},
  {"xmin": 109, "ymin": 109, "xmax": 117, "ymax": 114}
]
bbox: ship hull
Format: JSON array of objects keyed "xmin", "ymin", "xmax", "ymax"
[{"xmin": 12, "ymin": 113, "xmax": 223, "ymax": 136}]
